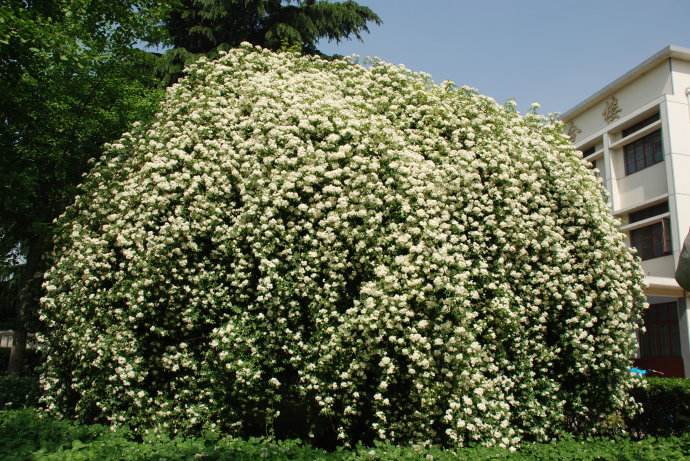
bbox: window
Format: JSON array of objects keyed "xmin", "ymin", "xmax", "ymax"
[
  {"xmin": 629, "ymin": 201, "xmax": 669, "ymax": 223},
  {"xmin": 582, "ymin": 146, "xmax": 595, "ymax": 157},
  {"xmin": 623, "ymin": 130, "xmax": 663, "ymax": 175},
  {"xmin": 629, "ymin": 218, "xmax": 671, "ymax": 260},
  {"xmin": 639, "ymin": 302, "xmax": 681, "ymax": 358},
  {"xmin": 622, "ymin": 112, "xmax": 660, "ymax": 138}
]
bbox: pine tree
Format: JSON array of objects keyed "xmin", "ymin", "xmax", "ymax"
[{"xmin": 158, "ymin": 0, "xmax": 381, "ymax": 82}]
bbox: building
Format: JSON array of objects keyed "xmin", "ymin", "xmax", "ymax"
[{"xmin": 561, "ymin": 45, "xmax": 690, "ymax": 377}]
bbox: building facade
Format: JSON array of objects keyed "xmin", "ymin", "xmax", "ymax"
[{"xmin": 562, "ymin": 45, "xmax": 690, "ymax": 377}]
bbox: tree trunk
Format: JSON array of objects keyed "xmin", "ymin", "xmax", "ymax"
[
  {"xmin": 7, "ymin": 238, "xmax": 45, "ymax": 374},
  {"xmin": 7, "ymin": 329, "xmax": 27, "ymax": 374}
]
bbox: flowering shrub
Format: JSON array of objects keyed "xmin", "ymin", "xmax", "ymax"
[{"xmin": 39, "ymin": 44, "xmax": 646, "ymax": 448}]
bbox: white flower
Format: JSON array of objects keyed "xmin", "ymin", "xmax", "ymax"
[{"xmin": 39, "ymin": 44, "xmax": 646, "ymax": 449}]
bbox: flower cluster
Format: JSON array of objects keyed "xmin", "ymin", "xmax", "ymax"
[{"xmin": 39, "ymin": 44, "xmax": 646, "ymax": 448}]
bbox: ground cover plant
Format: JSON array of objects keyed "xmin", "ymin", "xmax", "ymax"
[
  {"xmin": 3, "ymin": 409, "xmax": 690, "ymax": 461},
  {"xmin": 39, "ymin": 44, "xmax": 646, "ymax": 448}
]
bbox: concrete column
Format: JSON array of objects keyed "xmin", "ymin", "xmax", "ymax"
[
  {"xmin": 660, "ymin": 96, "xmax": 690, "ymax": 265},
  {"xmin": 602, "ymin": 132, "xmax": 615, "ymax": 209},
  {"xmin": 662, "ymin": 90, "xmax": 690, "ymax": 377}
]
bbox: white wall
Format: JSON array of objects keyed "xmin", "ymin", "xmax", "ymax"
[
  {"xmin": 662, "ymin": 95, "xmax": 690, "ymax": 261},
  {"xmin": 612, "ymin": 161, "xmax": 668, "ymax": 211},
  {"xmin": 641, "ymin": 255, "xmax": 676, "ymax": 278},
  {"xmin": 570, "ymin": 62, "xmax": 673, "ymax": 142}
]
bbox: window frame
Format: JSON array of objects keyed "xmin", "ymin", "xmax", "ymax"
[
  {"xmin": 639, "ymin": 301, "xmax": 682, "ymax": 359},
  {"xmin": 629, "ymin": 201, "xmax": 669, "ymax": 223},
  {"xmin": 622, "ymin": 112, "xmax": 660, "ymax": 138},
  {"xmin": 623, "ymin": 129, "xmax": 663, "ymax": 176},
  {"xmin": 629, "ymin": 217, "xmax": 672, "ymax": 260}
]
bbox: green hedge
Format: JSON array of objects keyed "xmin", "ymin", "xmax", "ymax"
[
  {"xmin": 2, "ymin": 409, "xmax": 690, "ymax": 461},
  {"xmin": 628, "ymin": 377, "xmax": 690, "ymax": 437},
  {"xmin": 0, "ymin": 374, "xmax": 40, "ymax": 409},
  {"xmin": 2, "ymin": 374, "xmax": 689, "ymax": 459}
]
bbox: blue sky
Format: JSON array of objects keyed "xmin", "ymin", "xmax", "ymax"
[{"xmin": 317, "ymin": 0, "xmax": 690, "ymax": 115}]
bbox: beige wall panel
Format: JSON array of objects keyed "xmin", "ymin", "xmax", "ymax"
[
  {"xmin": 672, "ymin": 193, "xmax": 690, "ymax": 244},
  {"xmin": 667, "ymin": 153, "xmax": 690, "ymax": 196},
  {"xmin": 570, "ymin": 63, "xmax": 671, "ymax": 142},
  {"xmin": 665, "ymin": 100, "xmax": 690, "ymax": 154},
  {"xmin": 613, "ymin": 161, "xmax": 668, "ymax": 210},
  {"xmin": 671, "ymin": 59, "xmax": 690, "ymax": 95},
  {"xmin": 615, "ymin": 63, "xmax": 672, "ymax": 121},
  {"xmin": 641, "ymin": 255, "xmax": 676, "ymax": 278}
]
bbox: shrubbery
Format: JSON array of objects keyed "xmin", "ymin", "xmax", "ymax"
[
  {"xmin": 629, "ymin": 377, "xmax": 690, "ymax": 437},
  {"xmin": 0, "ymin": 373, "xmax": 40, "ymax": 409},
  {"xmin": 39, "ymin": 44, "xmax": 646, "ymax": 447},
  {"xmin": 0, "ymin": 409, "xmax": 106, "ymax": 461},
  {"xmin": 2, "ymin": 410, "xmax": 690, "ymax": 461}
]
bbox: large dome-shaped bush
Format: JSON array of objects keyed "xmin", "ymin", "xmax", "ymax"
[{"xmin": 40, "ymin": 44, "xmax": 646, "ymax": 448}]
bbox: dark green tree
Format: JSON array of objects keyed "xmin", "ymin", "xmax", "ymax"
[
  {"xmin": 0, "ymin": 1, "xmax": 164, "ymax": 372},
  {"xmin": 158, "ymin": 0, "xmax": 381, "ymax": 82}
]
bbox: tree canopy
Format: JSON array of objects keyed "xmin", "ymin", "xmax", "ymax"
[
  {"xmin": 158, "ymin": 0, "xmax": 381, "ymax": 82},
  {"xmin": 0, "ymin": 0, "xmax": 164, "ymax": 371}
]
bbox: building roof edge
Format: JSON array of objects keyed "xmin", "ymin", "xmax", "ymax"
[{"xmin": 561, "ymin": 45, "xmax": 690, "ymax": 121}]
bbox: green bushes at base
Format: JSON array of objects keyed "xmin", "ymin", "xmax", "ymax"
[
  {"xmin": 628, "ymin": 377, "xmax": 690, "ymax": 437},
  {"xmin": 0, "ymin": 374, "xmax": 40, "ymax": 409},
  {"xmin": 0, "ymin": 409, "xmax": 105, "ymax": 461},
  {"xmin": 2, "ymin": 409, "xmax": 689, "ymax": 461}
]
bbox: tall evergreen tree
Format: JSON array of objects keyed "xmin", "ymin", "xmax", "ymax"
[{"xmin": 158, "ymin": 0, "xmax": 381, "ymax": 82}]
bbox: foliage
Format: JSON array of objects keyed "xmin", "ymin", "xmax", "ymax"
[
  {"xmin": 0, "ymin": 374, "xmax": 40, "ymax": 410},
  {"xmin": 39, "ymin": 45, "xmax": 646, "ymax": 448},
  {"xmin": 157, "ymin": 0, "xmax": 381, "ymax": 82},
  {"xmin": 0, "ymin": 247, "xmax": 22, "ymax": 330},
  {"xmin": 0, "ymin": 409, "xmax": 108, "ymax": 461},
  {"xmin": 0, "ymin": 2, "xmax": 163, "ymax": 259},
  {"xmin": 628, "ymin": 377, "xmax": 690, "ymax": 437},
  {"xmin": 0, "ymin": 0, "xmax": 165, "ymax": 371},
  {"xmin": 2, "ymin": 409, "xmax": 690, "ymax": 461}
]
